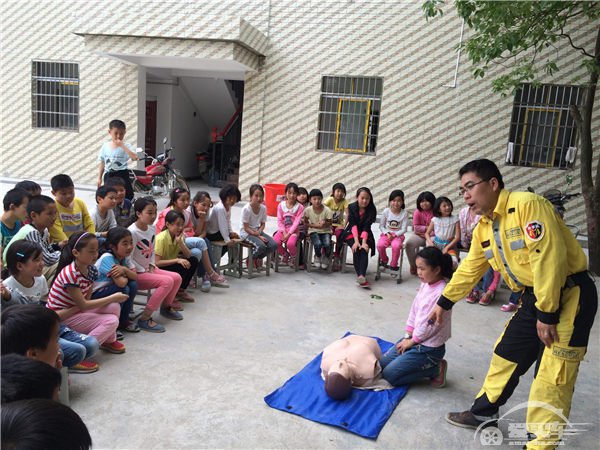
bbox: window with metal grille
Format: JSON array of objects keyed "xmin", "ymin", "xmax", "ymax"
[
  {"xmin": 506, "ymin": 83, "xmax": 582, "ymax": 169},
  {"xmin": 31, "ymin": 60, "xmax": 80, "ymax": 131},
  {"xmin": 317, "ymin": 76, "xmax": 383, "ymax": 154}
]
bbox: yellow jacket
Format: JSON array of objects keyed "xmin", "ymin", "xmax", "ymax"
[
  {"xmin": 49, "ymin": 198, "xmax": 95, "ymax": 243},
  {"xmin": 439, "ymin": 189, "xmax": 587, "ymax": 324}
]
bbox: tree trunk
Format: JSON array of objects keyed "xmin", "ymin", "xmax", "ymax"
[{"xmin": 576, "ymin": 25, "xmax": 600, "ymax": 274}]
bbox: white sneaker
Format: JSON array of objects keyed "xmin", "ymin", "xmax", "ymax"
[
  {"xmin": 313, "ymin": 256, "xmax": 321, "ymax": 267},
  {"xmin": 320, "ymin": 258, "xmax": 329, "ymax": 270},
  {"xmin": 200, "ymin": 276, "xmax": 212, "ymax": 293}
]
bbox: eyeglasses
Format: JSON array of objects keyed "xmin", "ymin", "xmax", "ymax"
[{"xmin": 458, "ymin": 179, "xmax": 488, "ymax": 196}]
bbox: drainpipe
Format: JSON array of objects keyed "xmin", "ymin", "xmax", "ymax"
[
  {"xmin": 256, "ymin": 0, "xmax": 272, "ymax": 183},
  {"xmin": 443, "ymin": 19, "xmax": 465, "ymax": 88}
]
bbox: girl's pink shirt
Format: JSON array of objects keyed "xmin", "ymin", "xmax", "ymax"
[
  {"xmin": 413, "ymin": 209, "xmax": 434, "ymax": 235},
  {"xmin": 155, "ymin": 207, "xmax": 194, "ymax": 237},
  {"xmin": 405, "ymin": 279, "xmax": 451, "ymax": 348},
  {"xmin": 277, "ymin": 201, "xmax": 304, "ymax": 235}
]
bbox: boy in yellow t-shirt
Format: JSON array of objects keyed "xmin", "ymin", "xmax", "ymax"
[
  {"xmin": 323, "ymin": 182, "xmax": 349, "ymax": 269},
  {"xmin": 49, "ymin": 174, "xmax": 95, "ymax": 244}
]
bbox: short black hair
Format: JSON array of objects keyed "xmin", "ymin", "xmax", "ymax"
[
  {"xmin": 133, "ymin": 196, "xmax": 157, "ymax": 215},
  {"xmin": 459, "ymin": 159, "xmax": 504, "ymax": 189},
  {"xmin": 416, "ymin": 246, "xmax": 454, "ymax": 279},
  {"xmin": 50, "ymin": 174, "xmax": 74, "ymax": 191},
  {"xmin": 27, "ymin": 195, "xmax": 55, "ymax": 218},
  {"xmin": 249, "ymin": 184, "xmax": 264, "ymax": 197},
  {"xmin": 5, "ymin": 241, "xmax": 43, "ymax": 278},
  {"xmin": 1, "ymin": 399, "xmax": 92, "ymax": 450},
  {"xmin": 163, "ymin": 210, "xmax": 185, "ymax": 230},
  {"xmin": 331, "ymin": 183, "xmax": 346, "ymax": 196},
  {"xmin": 416, "ymin": 191, "xmax": 436, "ymax": 211},
  {"xmin": 105, "ymin": 227, "xmax": 132, "ymax": 252},
  {"xmin": 109, "ymin": 119, "xmax": 126, "ymax": 130},
  {"xmin": 309, "ymin": 189, "xmax": 323, "ymax": 199},
  {"xmin": 1, "ymin": 354, "xmax": 62, "ymax": 403},
  {"xmin": 433, "ymin": 196, "xmax": 453, "ymax": 217},
  {"xmin": 219, "ymin": 184, "xmax": 241, "ymax": 203},
  {"xmin": 104, "ymin": 177, "xmax": 126, "ymax": 189},
  {"xmin": 388, "ymin": 189, "xmax": 405, "ymax": 209},
  {"xmin": 14, "ymin": 181, "xmax": 41, "ymax": 197},
  {"xmin": 285, "ymin": 183, "xmax": 299, "ymax": 195},
  {"xmin": 95, "ymin": 185, "xmax": 117, "ymax": 203},
  {"xmin": 3, "ymin": 189, "xmax": 28, "ymax": 212},
  {"xmin": 1, "ymin": 305, "xmax": 60, "ymax": 356}
]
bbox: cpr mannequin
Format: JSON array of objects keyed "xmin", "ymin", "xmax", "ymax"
[{"xmin": 320, "ymin": 335, "xmax": 385, "ymax": 400}]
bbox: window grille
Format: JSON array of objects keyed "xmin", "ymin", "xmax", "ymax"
[
  {"xmin": 31, "ymin": 60, "xmax": 80, "ymax": 131},
  {"xmin": 506, "ymin": 83, "xmax": 582, "ymax": 169},
  {"xmin": 317, "ymin": 76, "xmax": 383, "ymax": 154}
]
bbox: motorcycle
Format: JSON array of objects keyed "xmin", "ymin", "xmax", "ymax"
[
  {"xmin": 527, "ymin": 185, "xmax": 581, "ymax": 237},
  {"xmin": 130, "ymin": 137, "xmax": 190, "ymax": 197}
]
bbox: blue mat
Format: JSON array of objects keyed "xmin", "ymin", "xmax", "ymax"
[{"xmin": 264, "ymin": 333, "xmax": 409, "ymax": 439}]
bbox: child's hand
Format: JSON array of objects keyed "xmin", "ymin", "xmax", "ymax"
[
  {"xmin": 178, "ymin": 258, "xmax": 191, "ymax": 269},
  {"xmin": 351, "ymin": 242, "xmax": 360, "ymax": 253},
  {"xmin": 396, "ymin": 338, "xmax": 414, "ymax": 354},
  {"xmin": 442, "ymin": 246, "xmax": 449, "ymax": 254},
  {"xmin": 361, "ymin": 241, "xmax": 369, "ymax": 252},
  {"xmin": 111, "ymin": 293, "xmax": 129, "ymax": 303},
  {"xmin": 426, "ymin": 239, "xmax": 434, "ymax": 247},
  {"xmin": 108, "ymin": 265, "xmax": 124, "ymax": 278},
  {"xmin": 59, "ymin": 240, "xmax": 68, "ymax": 248},
  {"xmin": 148, "ymin": 264, "xmax": 156, "ymax": 273},
  {"xmin": 230, "ymin": 232, "xmax": 240, "ymax": 240},
  {"xmin": 259, "ymin": 235, "xmax": 268, "ymax": 243},
  {"xmin": 387, "ymin": 232, "xmax": 394, "ymax": 240},
  {"xmin": 0, "ymin": 282, "xmax": 11, "ymax": 301}
]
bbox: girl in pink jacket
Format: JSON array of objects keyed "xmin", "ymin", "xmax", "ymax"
[{"xmin": 273, "ymin": 183, "xmax": 304, "ymax": 265}]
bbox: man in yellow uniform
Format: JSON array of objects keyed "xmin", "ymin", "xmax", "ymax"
[{"xmin": 429, "ymin": 159, "xmax": 597, "ymax": 449}]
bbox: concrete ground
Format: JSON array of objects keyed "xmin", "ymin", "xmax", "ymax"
[{"xmin": 1, "ymin": 178, "xmax": 599, "ymax": 449}]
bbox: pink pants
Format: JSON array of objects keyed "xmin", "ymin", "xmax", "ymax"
[
  {"xmin": 274, "ymin": 231, "xmax": 299, "ymax": 257},
  {"xmin": 63, "ymin": 303, "xmax": 120, "ymax": 345},
  {"xmin": 137, "ymin": 268, "xmax": 181, "ymax": 311},
  {"xmin": 377, "ymin": 234, "xmax": 405, "ymax": 268}
]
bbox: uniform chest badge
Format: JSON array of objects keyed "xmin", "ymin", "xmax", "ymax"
[{"xmin": 525, "ymin": 221, "xmax": 544, "ymax": 241}]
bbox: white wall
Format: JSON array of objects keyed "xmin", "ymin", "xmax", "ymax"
[{"xmin": 179, "ymin": 77, "xmax": 237, "ymax": 131}]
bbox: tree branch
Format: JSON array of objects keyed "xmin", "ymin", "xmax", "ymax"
[{"xmin": 559, "ymin": 30, "xmax": 594, "ymax": 58}]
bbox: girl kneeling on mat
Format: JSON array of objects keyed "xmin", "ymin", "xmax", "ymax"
[{"xmin": 379, "ymin": 247, "xmax": 453, "ymax": 387}]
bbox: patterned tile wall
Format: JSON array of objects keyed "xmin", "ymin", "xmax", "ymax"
[{"xmin": 1, "ymin": 0, "xmax": 598, "ymax": 230}]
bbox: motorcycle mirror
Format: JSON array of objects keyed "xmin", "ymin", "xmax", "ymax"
[{"xmin": 163, "ymin": 137, "xmax": 168, "ymax": 145}]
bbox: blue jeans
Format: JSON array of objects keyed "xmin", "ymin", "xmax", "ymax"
[
  {"xmin": 379, "ymin": 338, "xmax": 445, "ymax": 386},
  {"xmin": 185, "ymin": 237, "xmax": 209, "ymax": 276},
  {"xmin": 244, "ymin": 232, "xmax": 278, "ymax": 259},
  {"xmin": 91, "ymin": 280, "xmax": 137, "ymax": 328},
  {"xmin": 59, "ymin": 325, "xmax": 99, "ymax": 368},
  {"xmin": 310, "ymin": 232, "xmax": 332, "ymax": 258}
]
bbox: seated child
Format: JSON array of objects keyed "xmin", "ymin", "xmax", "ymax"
[
  {"xmin": 206, "ymin": 184, "xmax": 242, "ymax": 257},
  {"xmin": 320, "ymin": 334, "xmax": 384, "ymax": 400},
  {"xmin": 128, "ymin": 197, "xmax": 183, "ymax": 332},
  {"xmin": 1, "ymin": 303, "xmax": 61, "ymax": 368},
  {"xmin": 91, "ymin": 227, "xmax": 139, "ymax": 333},
  {"xmin": 240, "ymin": 184, "xmax": 277, "ymax": 270},
  {"xmin": 156, "ymin": 188, "xmax": 228, "ymax": 289},
  {"xmin": 338, "ymin": 187, "xmax": 377, "ymax": 288},
  {"xmin": 97, "ymin": 118, "xmax": 138, "ymax": 200},
  {"xmin": 324, "ymin": 182, "xmax": 349, "ymax": 268},
  {"xmin": 1, "ymin": 241, "xmax": 99, "ymax": 373},
  {"xmin": 303, "ymin": 189, "xmax": 333, "ymax": 269},
  {"xmin": 425, "ymin": 196, "xmax": 460, "ymax": 266},
  {"xmin": 1, "ymin": 399, "xmax": 92, "ymax": 450},
  {"xmin": 405, "ymin": 191, "xmax": 436, "ymax": 275},
  {"xmin": 90, "ymin": 186, "xmax": 117, "ymax": 239},
  {"xmin": 188, "ymin": 191, "xmax": 217, "ymax": 291},
  {"xmin": 1, "ymin": 354, "xmax": 62, "ymax": 403},
  {"xmin": 155, "ymin": 211, "xmax": 199, "ymax": 304},
  {"xmin": 273, "ymin": 183, "xmax": 304, "ymax": 265},
  {"xmin": 296, "ymin": 187, "xmax": 309, "ymax": 269},
  {"xmin": 2, "ymin": 195, "xmax": 61, "ymax": 280},
  {"xmin": 379, "ymin": 247, "xmax": 452, "ymax": 387},
  {"xmin": 104, "ymin": 177, "xmax": 135, "ymax": 228},
  {"xmin": 1, "ymin": 189, "xmax": 28, "ymax": 250},
  {"xmin": 48, "ymin": 174, "xmax": 95, "ymax": 245},
  {"xmin": 47, "ymin": 232, "xmax": 127, "ymax": 355},
  {"xmin": 377, "ymin": 189, "xmax": 408, "ymax": 274}
]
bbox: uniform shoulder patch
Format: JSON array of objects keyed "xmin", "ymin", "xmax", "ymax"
[{"xmin": 525, "ymin": 221, "xmax": 544, "ymax": 241}]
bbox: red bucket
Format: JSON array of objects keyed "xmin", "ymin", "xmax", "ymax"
[{"xmin": 263, "ymin": 183, "xmax": 286, "ymax": 217}]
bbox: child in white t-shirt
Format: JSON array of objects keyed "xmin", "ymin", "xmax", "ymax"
[{"xmin": 240, "ymin": 185, "xmax": 277, "ymax": 270}]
